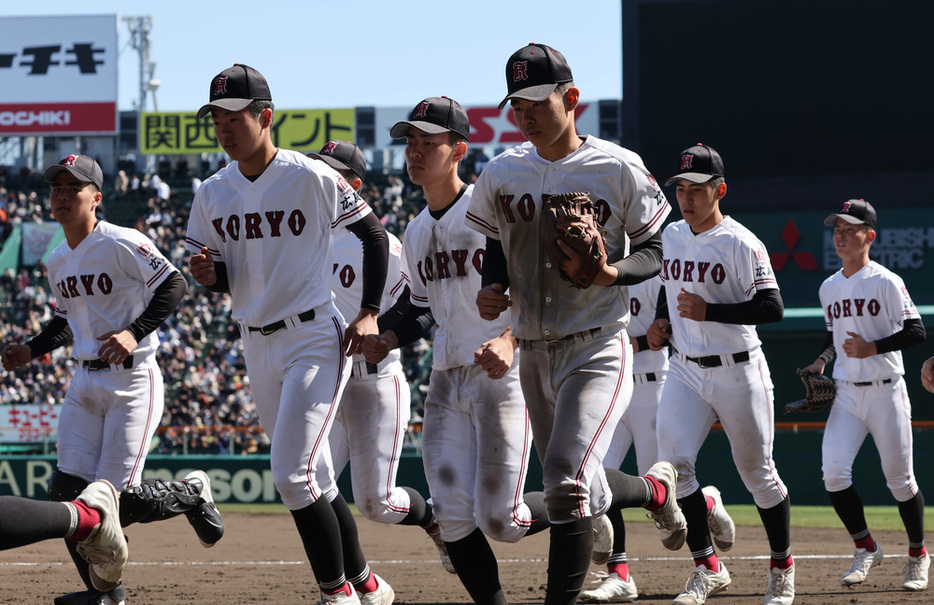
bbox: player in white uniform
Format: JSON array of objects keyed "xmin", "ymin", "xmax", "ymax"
[
  {"xmin": 800, "ymin": 199, "xmax": 928, "ymax": 591},
  {"xmin": 465, "ymin": 44, "xmax": 686, "ymax": 605},
  {"xmin": 363, "ymin": 97, "xmax": 553, "ymax": 605},
  {"xmin": 0, "ymin": 155, "xmax": 222, "ymax": 605},
  {"xmin": 309, "ymin": 140, "xmax": 449, "ymax": 602},
  {"xmin": 186, "ymin": 65, "xmax": 388, "ymax": 605},
  {"xmin": 581, "ymin": 276, "xmax": 736, "ymax": 603},
  {"xmin": 648, "ymin": 144, "xmax": 795, "ymax": 605}
]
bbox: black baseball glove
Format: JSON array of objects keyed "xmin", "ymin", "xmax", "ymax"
[
  {"xmin": 784, "ymin": 369, "xmax": 836, "ymax": 414},
  {"xmin": 541, "ymin": 192, "xmax": 607, "ymax": 289}
]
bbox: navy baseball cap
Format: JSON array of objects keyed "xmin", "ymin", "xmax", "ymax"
[
  {"xmin": 498, "ymin": 43, "xmax": 574, "ymax": 110},
  {"xmin": 43, "ymin": 154, "xmax": 104, "ymax": 190},
  {"xmin": 824, "ymin": 199, "xmax": 877, "ymax": 230},
  {"xmin": 197, "ymin": 63, "xmax": 272, "ymax": 119},
  {"xmin": 390, "ymin": 97, "xmax": 470, "ymax": 141},
  {"xmin": 308, "ymin": 140, "xmax": 367, "ymax": 181},
  {"xmin": 664, "ymin": 144, "xmax": 725, "ymax": 186}
]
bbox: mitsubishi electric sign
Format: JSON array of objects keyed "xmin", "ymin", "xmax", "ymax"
[{"xmin": 0, "ymin": 15, "xmax": 118, "ymax": 135}]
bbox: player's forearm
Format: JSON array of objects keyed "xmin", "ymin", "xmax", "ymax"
[
  {"xmin": 25, "ymin": 316, "xmax": 73, "ymax": 358},
  {"xmin": 348, "ymin": 212, "xmax": 389, "ymax": 312},
  {"xmin": 817, "ymin": 331, "xmax": 836, "ymax": 366},
  {"xmin": 391, "ymin": 304, "xmax": 434, "ymax": 348},
  {"xmin": 126, "ymin": 271, "xmax": 187, "ymax": 342},
  {"xmin": 378, "ymin": 286, "xmax": 411, "ymax": 333},
  {"xmin": 205, "ymin": 261, "xmax": 230, "ymax": 293},
  {"xmin": 481, "ymin": 237, "xmax": 509, "ymax": 289},
  {"xmin": 873, "ymin": 318, "xmax": 925, "ymax": 354},
  {"xmin": 705, "ymin": 288, "xmax": 784, "ymax": 325},
  {"xmin": 612, "ymin": 232, "xmax": 663, "ymax": 286}
]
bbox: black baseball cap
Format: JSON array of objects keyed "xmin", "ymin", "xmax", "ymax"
[
  {"xmin": 197, "ymin": 63, "xmax": 272, "ymax": 119},
  {"xmin": 390, "ymin": 97, "xmax": 470, "ymax": 141},
  {"xmin": 664, "ymin": 144, "xmax": 725, "ymax": 186},
  {"xmin": 823, "ymin": 199, "xmax": 877, "ymax": 230},
  {"xmin": 43, "ymin": 154, "xmax": 104, "ymax": 190},
  {"xmin": 498, "ymin": 43, "xmax": 574, "ymax": 110},
  {"xmin": 308, "ymin": 140, "xmax": 367, "ymax": 181}
]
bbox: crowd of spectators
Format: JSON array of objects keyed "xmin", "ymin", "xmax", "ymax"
[{"xmin": 0, "ymin": 158, "xmax": 437, "ymax": 455}]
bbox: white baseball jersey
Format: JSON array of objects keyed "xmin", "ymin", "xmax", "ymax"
[
  {"xmin": 627, "ymin": 276, "xmax": 669, "ymax": 376},
  {"xmin": 466, "ymin": 136, "xmax": 671, "ymax": 341},
  {"xmin": 185, "ymin": 148, "xmax": 372, "ymax": 326},
  {"xmin": 820, "ymin": 260, "xmax": 919, "ymax": 382},
  {"xmin": 660, "ymin": 216, "xmax": 778, "ymax": 357},
  {"xmin": 404, "ymin": 184, "xmax": 512, "ymax": 369}
]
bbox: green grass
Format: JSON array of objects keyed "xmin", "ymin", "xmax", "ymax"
[{"xmin": 217, "ymin": 503, "xmax": 934, "ymax": 531}]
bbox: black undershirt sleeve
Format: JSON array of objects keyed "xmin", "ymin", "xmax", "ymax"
[
  {"xmin": 704, "ymin": 288, "xmax": 784, "ymax": 325},
  {"xmin": 875, "ymin": 317, "xmax": 926, "ymax": 354},
  {"xmin": 817, "ymin": 331, "xmax": 836, "ymax": 366},
  {"xmin": 347, "ymin": 212, "xmax": 389, "ymax": 313},
  {"xmin": 25, "ymin": 315, "xmax": 73, "ymax": 358},
  {"xmin": 391, "ymin": 303, "xmax": 435, "ymax": 348},
  {"xmin": 654, "ymin": 285, "xmax": 669, "ymax": 321},
  {"xmin": 206, "ymin": 261, "xmax": 230, "ymax": 294},
  {"xmin": 126, "ymin": 271, "xmax": 188, "ymax": 342},
  {"xmin": 612, "ymin": 231, "xmax": 664, "ymax": 286},
  {"xmin": 378, "ymin": 286, "xmax": 411, "ymax": 333},
  {"xmin": 481, "ymin": 237, "xmax": 509, "ymax": 289}
]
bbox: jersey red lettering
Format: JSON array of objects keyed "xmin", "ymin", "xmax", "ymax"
[
  {"xmin": 265, "ymin": 210, "xmax": 284, "ymax": 236},
  {"xmin": 450, "ymin": 249, "xmax": 469, "ymax": 276},
  {"xmin": 498, "ymin": 194, "xmax": 516, "ymax": 223},
  {"xmin": 682, "ymin": 260, "xmax": 695, "ymax": 282},
  {"xmin": 435, "ymin": 251, "xmax": 451, "ymax": 280},
  {"xmin": 244, "ymin": 213, "xmax": 263, "ymax": 239}
]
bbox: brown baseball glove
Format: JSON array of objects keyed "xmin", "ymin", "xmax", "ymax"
[
  {"xmin": 784, "ymin": 369, "xmax": 836, "ymax": 414},
  {"xmin": 541, "ymin": 191, "xmax": 607, "ymax": 289}
]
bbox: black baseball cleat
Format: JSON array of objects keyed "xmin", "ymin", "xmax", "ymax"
[
  {"xmin": 54, "ymin": 583, "xmax": 126, "ymax": 605},
  {"xmin": 183, "ymin": 470, "xmax": 225, "ymax": 547}
]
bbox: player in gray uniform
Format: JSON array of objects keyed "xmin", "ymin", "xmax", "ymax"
[
  {"xmin": 309, "ymin": 140, "xmax": 450, "ymax": 603},
  {"xmin": 363, "ymin": 96, "xmax": 552, "ymax": 605},
  {"xmin": 186, "ymin": 64, "xmax": 388, "ymax": 605},
  {"xmin": 800, "ymin": 199, "xmax": 928, "ymax": 591},
  {"xmin": 648, "ymin": 144, "xmax": 794, "ymax": 605},
  {"xmin": 465, "ymin": 44, "xmax": 687, "ymax": 605},
  {"xmin": 581, "ymin": 276, "xmax": 736, "ymax": 603},
  {"xmin": 2, "ymin": 155, "xmax": 222, "ymax": 605}
]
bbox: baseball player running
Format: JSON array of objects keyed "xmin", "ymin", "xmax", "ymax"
[
  {"xmin": 581, "ymin": 276, "xmax": 736, "ymax": 603},
  {"xmin": 1, "ymin": 155, "xmax": 222, "ymax": 605},
  {"xmin": 186, "ymin": 64, "xmax": 388, "ymax": 605},
  {"xmin": 310, "ymin": 140, "xmax": 448, "ymax": 603},
  {"xmin": 648, "ymin": 144, "xmax": 795, "ymax": 605},
  {"xmin": 465, "ymin": 44, "xmax": 686, "ymax": 605},
  {"xmin": 800, "ymin": 199, "xmax": 928, "ymax": 591},
  {"xmin": 364, "ymin": 96, "xmax": 551, "ymax": 605}
]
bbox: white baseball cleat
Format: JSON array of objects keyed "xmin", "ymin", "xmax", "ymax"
[
  {"xmin": 184, "ymin": 470, "xmax": 225, "ymax": 547},
  {"xmin": 53, "ymin": 585, "xmax": 126, "ymax": 605},
  {"xmin": 75, "ymin": 480, "xmax": 129, "ymax": 592},
  {"xmin": 841, "ymin": 543, "xmax": 883, "ymax": 586},
  {"xmin": 426, "ymin": 522, "xmax": 457, "ymax": 574},
  {"xmin": 702, "ymin": 485, "xmax": 735, "ymax": 552},
  {"xmin": 591, "ymin": 514, "xmax": 614, "ymax": 565},
  {"xmin": 764, "ymin": 564, "xmax": 795, "ymax": 605},
  {"xmin": 316, "ymin": 589, "xmax": 362, "ymax": 605},
  {"xmin": 672, "ymin": 563, "xmax": 731, "ymax": 605},
  {"xmin": 579, "ymin": 571, "xmax": 638, "ymax": 603},
  {"xmin": 645, "ymin": 461, "xmax": 688, "ymax": 550},
  {"xmin": 903, "ymin": 554, "xmax": 930, "ymax": 591},
  {"xmin": 358, "ymin": 573, "xmax": 395, "ymax": 605}
]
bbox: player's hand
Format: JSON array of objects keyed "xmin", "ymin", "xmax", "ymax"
[
  {"xmin": 800, "ymin": 361, "xmax": 826, "ymax": 375},
  {"xmin": 921, "ymin": 356, "xmax": 934, "ymax": 394},
  {"xmin": 474, "ymin": 330, "xmax": 516, "ymax": 380},
  {"xmin": 1, "ymin": 343, "xmax": 31, "ymax": 371},
  {"xmin": 189, "ymin": 246, "xmax": 217, "ymax": 287},
  {"xmin": 96, "ymin": 330, "xmax": 138, "ymax": 365},
  {"xmin": 362, "ymin": 332, "xmax": 398, "ymax": 364},
  {"xmin": 647, "ymin": 319, "xmax": 672, "ymax": 350},
  {"xmin": 842, "ymin": 331, "xmax": 877, "ymax": 359},
  {"xmin": 476, "ymin": 284, "xmax": 511, "ymax": 321},
  {"xmin": 676, "ymin": 288, "xmax": 707, "ymax": 321},
  {"xmin": 344, "ymin": 309, "xmax": 379, "ymax": 357},
  {"xmin": 556, "ymin": 240, "xmax": 618, "ymax": 287}
]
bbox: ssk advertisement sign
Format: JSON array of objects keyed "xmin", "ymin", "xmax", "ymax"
[{"xmin": 0, "ymin": 15, "xmax": 118, "ymax": 135}]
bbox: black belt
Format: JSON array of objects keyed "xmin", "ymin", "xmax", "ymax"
[
  {"xmin": 854, "ymin": 378, "xmax": 893, "ymax": 387},
  {"xmin": 684, "ymin": 351, "xmax": 749, "ymax": 369},
  {"xmin": 644, "ymin": 372, "xmax": 657, "ymax": 382},
  {"xmin": 366, "ymin": 362, "xmax": 378, "ymax": 375},
  {"xmin": 248, "ymin": 309, "xmax": 316, "ymax": 335},
  {"xmin": 82, "ymin": 356, "xmax": 133, "ymax": 371},
  {"xmin": 549, "ymin": 327, "xmax": 602, "ymax": 343}
]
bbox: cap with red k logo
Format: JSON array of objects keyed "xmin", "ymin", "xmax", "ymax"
[
  {"xmin": 664, "ymin": 143, "xmax": 725, "ymax": 186},
  {"xmin": 197, "ymin": 63, "xmax": 272, "ymax": 119},
  {"xmin": 498, "ymin": 43, "xmax": 574, "ymax": 110}
]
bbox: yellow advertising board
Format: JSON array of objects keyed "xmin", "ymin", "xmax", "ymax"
[{"xmin": 140, "ymin": 109, "xmax": 355, "ymax": 155}]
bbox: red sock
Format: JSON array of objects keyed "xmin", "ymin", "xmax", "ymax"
[
  {"xmin": 695, "ymin": 554, "xmax": 720, "ymax": 573},
  {"xmin": 644, "ymin": 475, "xmax": 666, "ymax": 510},
  {"xmin": 70, "ymin": 501, "xmax": 101, "ymax": 542},
  {"xmin": 323, "ymin": 583, "xmax": 352, "ymax": 597},
  {"xmin": 909, "ymin": 546, "xmax": 927, "ymax": 558},
  {"xmin": 607, "ymin": 562, "xmax": 630, "ymax": 581},
  {"xmin": 355, "ymin": 572, "xmax": 379, "ymax": 594},
  {"xmin": 854, "ymin": 535, "xmax": 875, "ymax": 551},
  {"xmin": 705, "ymin": 494, "xmax": 715, "ymax": 513},
  {"xmin": 771, "ymin": 555, "xmax": 794, "ymax": 569}
]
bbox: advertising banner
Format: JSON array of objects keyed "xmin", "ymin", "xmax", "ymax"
[{"xmin": 0, "ymin": 404, "xmax": 60, "ymax": 444}]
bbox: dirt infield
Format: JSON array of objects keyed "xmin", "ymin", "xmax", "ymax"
[{"xmin": 0, "ymin": 512, "xmax": 929, "ymax": 604}]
